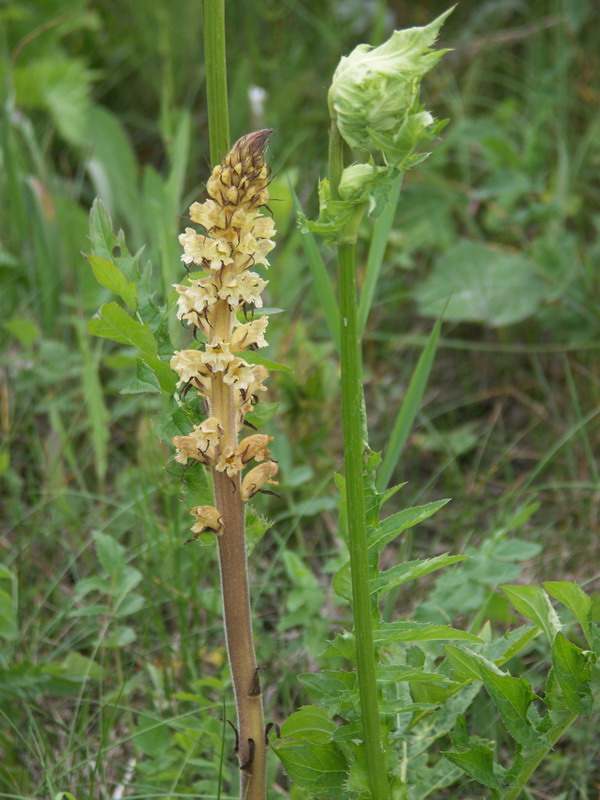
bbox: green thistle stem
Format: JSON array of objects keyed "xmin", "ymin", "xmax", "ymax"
[
  {"xmin": 330, "ymin": 122, "xmax": 391, "ymax": 800},
  {"xmin": 202, "ymin": 0, "xmax": 230, "ymax": 164}
]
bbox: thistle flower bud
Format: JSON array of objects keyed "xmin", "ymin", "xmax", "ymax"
[{"xmin": 328, "ymin": 7, "xmax": 452, "ymax": 160}]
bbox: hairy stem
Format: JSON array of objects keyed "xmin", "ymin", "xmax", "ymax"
[
  {"xmin": 330, "ymin": 122, "xmax": 391, "ymax": 800},
  {"xmin": 202, "ymin": 5, "xmax": 266, "ymax": 799}
]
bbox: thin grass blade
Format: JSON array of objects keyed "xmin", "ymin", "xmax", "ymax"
[
  {"xmin": 291, "ymin": 187, "xmax": 340, "ymax": 351},
  {"xmin": 357, "ymin": 173, "xmax": 403, "ymax": 337},
  {"xmin": 377, "ymin": 317, "xmax": 442, "ymax": 491}
]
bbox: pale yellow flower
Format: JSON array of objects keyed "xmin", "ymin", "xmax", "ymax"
[
  {"xmin": 201, "ymin": 338, "xmax": 235, "ymax": 372},
  {"xmin": 179, "ymin": 228, "xmax": 233, "ymax": 270},
  {"xmin": 218, "ymin": 271, "xmax": 268, "ymax": 309},
  {"xmin": 216, "ymin": 446, "xmax": 244, "ymax": 477},
  {"xmin": 189, "ymin": 505, "xmax": 224, "ymax": 535},
  {"xmin": 222, "ymin": 358, "xmax": 256, "ymax": 390},
  {"xmin": 230, "ymin": 317, "xmax": 269, "ymax": 351},
  {"xmin": 171, "ymin": 349, "xmax": 206, "ymax": 385},
  {"xmin": 236, "ymin": 434, "xmax": 274, "ymax": 464},
  {"xmin": 241, "ymin": 461, "xmax": 279, "ymax": 500},
  {"xmin": 247, "ymin": 364, "xmax": 269, "ymax": 396},
  {"xmin": 174, "ymin": 279, "xmax": 218, "ymax": 328},
  {"xmin": 189, "ymin": 199, "xmax": 226, "ymax": 232}
]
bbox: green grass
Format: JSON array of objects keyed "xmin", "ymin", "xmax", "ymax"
[{"xmin": 1, "ymin": 0, "xmax": 599, "ymax": 797}]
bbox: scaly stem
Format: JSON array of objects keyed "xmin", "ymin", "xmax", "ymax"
[
  {"xmin": 202, "ymin": 6, "xmax": 266, "ymax": 799},
  {"xmin": 330, "ymin": 122, "xmax": 390, "ymax": 800}
]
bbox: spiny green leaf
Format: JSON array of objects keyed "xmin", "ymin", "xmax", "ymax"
[
  {"xmin": 375, "ymin": 622, "xmax": 482, "ymax": 645},
  {"xmin": 369, "ymin": 499, "xmax": 450, "ymax": 552},
  {"xmin": 445, "ymin": 644, "xmax": 504, "ymax": 682},
  {"xmin": 479, "ymin": 666, "xmax": 547, "ymax": 748},
  {"xmin": 370, "ymin": 553, "xmax": 468, "ymax": 598},
  {"xmin": 502, "ymin": 585, "xmax": 562, "ymax": 644},
  {"xmin": 443, "ymin": 736, "xmax": 508, "ymax": 790},
  {"xmin": 551, "ymin": 633, "xmax": 593, "ymax": 715},
  {"xmin": 543, "ymin": 581, "xmax": 593, "ymax": 647}
]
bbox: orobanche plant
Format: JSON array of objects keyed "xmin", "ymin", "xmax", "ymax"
[
  {"xmin": 84, "ymin": 6, "xmax": 598, "ymax": 800},
  {"xmin": 170, "ymin": 129, "xmax": 277, "ymax": 798}
]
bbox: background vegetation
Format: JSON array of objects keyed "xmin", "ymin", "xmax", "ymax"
[{"xmin": 1, "ymin": 0, "xmax": 598, "ymax": 797}]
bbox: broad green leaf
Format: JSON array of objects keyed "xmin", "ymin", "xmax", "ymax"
[
  {"xmin": 115, "ymin": 593, "xmax": 146, "ymax": 618},
  {"xmin": 551, "ymin": 633, "xmax": 593, "ymax": 715},
  {"xmin": 244, "ymin": 401, "xmax": 279, "ymax": 429},
  {"xmin": 370, "ymin": 553, "xmax": 467, "ymax": 598},
  {"xmin": 86, "ymin": 254, "xmax": 138, "ymax": 310},
  {"xmin": 298, "ymin": 670, "xmax": 355, "ymax": 708},
  {"xmin": 86, "ymin": 107, "xmax": 140, "ymax": 238},
  {"xmin": 140, "ymin": 353, "xmax": 177, "ymax": 394},
  {"xmin": 89, "ymin": 302, "xmax": 157, "ymax": 355},
  {"xmin": 415, "ymin": 239, "xmax": 545, "ymax": 326},
  {"xmin": 60, "ymin": 652, "xmax": 102, "ymax": 680},
  {"xmin": 104, "ymin": 625, "xmax": 136, "ymax": 648},
  {"xmin": 93, "ymin": 531, "xmax": 125, "ymax": 578},
  {"xmin": 89, "ymin": 303, "xmax": 176, "ymax": 393},
  {"xmin": 133, "ymin": 713, "xmax": 171, "ymax": 757},
  {"xmin": 14, "ymin": 57, "xmax": 94, "ymax": 145},
  {"xmin": 244, "ymin": 351, "xmax": 293, "ymax": 373},
  {"xmin": 280, "ymin": 706, "xmax": 337, "ymax": 743},
  {"xmin": 502, "ymin": 585, "xmax": 562, "ymax": 644},
  {"xmin": 377, "ymin": 317, "xmax": 443, "ymax": 490},
  {"xmin": 369, "ymin": 499, "xmax": 450, "ymax": 552},
  {"xmin": 274, "ymin": 741, "xmax": 348, "ymax": 790},
  {"xmin": 543, "ymin": 581, "xmax": 592, "ymax": 647},
  {"xmin": 119, "ymin": 359, "xmax": 162, "ymax": 395},
  {"xmin": 479, "ymin": 666, "xmax": 546, "ymax": 748},
  {"xmin": 375, "ymin": 622, "xmax": 482, "ymax": 645},
  {"xmin": 3, "ymin": 316, "xmax": 40, "ymax": 347}
]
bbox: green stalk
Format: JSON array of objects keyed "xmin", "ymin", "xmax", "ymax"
[
  {"xmin": 502, "ymin": 714, "xmax": 577, "ymax": 800},
  {"xmin": 330, "ymin": 122, "xmax": 390, "ymax": 800},
  {"xmin": 202, "ymin": 0, "xmax": 230, "ymax": 164}
]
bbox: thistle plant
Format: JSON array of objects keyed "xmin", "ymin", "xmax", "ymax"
[{"xmin": 170, "ymin": 129, "xmax": 277, "ymax": 799}]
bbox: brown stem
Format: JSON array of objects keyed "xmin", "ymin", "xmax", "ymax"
[
  {"xmin": 214, "ymin": 470, "xmax": 266, "ymax": 799},
  {"xmin": 212, "ymin": 297, "xmax": 265, "ymax": 798}
]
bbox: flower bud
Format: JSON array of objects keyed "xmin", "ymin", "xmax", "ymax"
[{"xmin": 328, "ymin": 7, "xmax": 452, "ymax": 158}]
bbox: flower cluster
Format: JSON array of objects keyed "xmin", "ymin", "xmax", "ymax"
[{"xmin": 170, "ymin": 130, "xmax": 279, "ymax": 537}]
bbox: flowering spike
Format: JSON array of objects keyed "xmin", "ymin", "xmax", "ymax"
[{"xmin": 170, "ymin": 130, "xmax": 277, "ymax": 533}]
